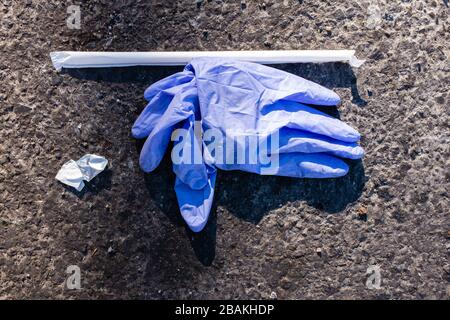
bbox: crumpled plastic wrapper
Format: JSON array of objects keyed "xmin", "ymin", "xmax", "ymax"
[{"xmin": 55, "ymin": 154, "xmax": 108, "ymax": 191}]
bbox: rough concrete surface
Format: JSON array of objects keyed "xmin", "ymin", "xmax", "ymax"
[{"xmin": 0, "ymin": 0, "xmax": 449, "ymax": 299}]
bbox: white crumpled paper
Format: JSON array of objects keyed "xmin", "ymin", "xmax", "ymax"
[{"xmin": 55, "ymin": 154, "xmax": 108, "ymax": 191}]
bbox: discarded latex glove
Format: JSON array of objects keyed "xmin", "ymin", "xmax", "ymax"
[
  {"xmin": 132, "ymin": 58, "xmax": 364, "ymax": 232},
  {"xmin": 56, "ymin": 154, "xmax": 108, "ymax": 191}
]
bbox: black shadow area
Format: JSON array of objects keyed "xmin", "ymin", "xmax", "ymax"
[
  {"xmin": 61, "ymin": 65, "xmax": 184, "ymax": 84},
  {"xmin": 216, "ymin": 160, "xmax": 366, "ymax": 225}
]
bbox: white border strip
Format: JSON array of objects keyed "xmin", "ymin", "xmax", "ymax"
[{"xmin": 50, "ymin": 50, "xmax": 365, "ymax": 71}]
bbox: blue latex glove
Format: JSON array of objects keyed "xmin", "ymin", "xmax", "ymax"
[
  {"xmin": 132, "ymin": 58, "xmax": 364, "ymax": 232},
  {"xmin": 132, "ymin": 70, "xmax": 216, "ymax": 231}
]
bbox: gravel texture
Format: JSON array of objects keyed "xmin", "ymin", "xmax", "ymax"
[{"xmin": 0, "ymin": 0, "xmax": 449, "ymax": 299}]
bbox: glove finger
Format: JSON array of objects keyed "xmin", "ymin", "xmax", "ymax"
[
  {"xmin": 139, "ymin": 85, "xmax": 197, "ymax": 172},
  {"xmin": 275, "ymin": 153, "xmax": 349, "ymax": 178},
  {"xmin": 261, "ymin": 101, "xmax": 361, "ymax": 143},
  {"xmin": 275, "ymin": 128, "xmax": 364, "ymax": 159},
  {"xmin": 172, "ymin": 116, "xmax": 209, "ymax": 190},
  {"xmin": 278, "ymin": 153, "xmax": 349, "ymax": 178},
  {"xmin": 174, "ymin": 167, "xmax": 217, "ymax": 233},
  {"xmin": 188, "ymin": 58, "xmax": 340, "ymax": 106},
  {"xmin": 265, "ymin": 71, "xmax": 341, "ymax": 106},
  {"xmin": 132, "ymin": 81, "xmax": 193, "ymax": 139},
  {"xmin": 217, "ymin": 153, "xmax": 349, "ymax": 178},
  {"xmin": 144, "ymin": 70, "xmax": 194, "ymax": 101}
]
